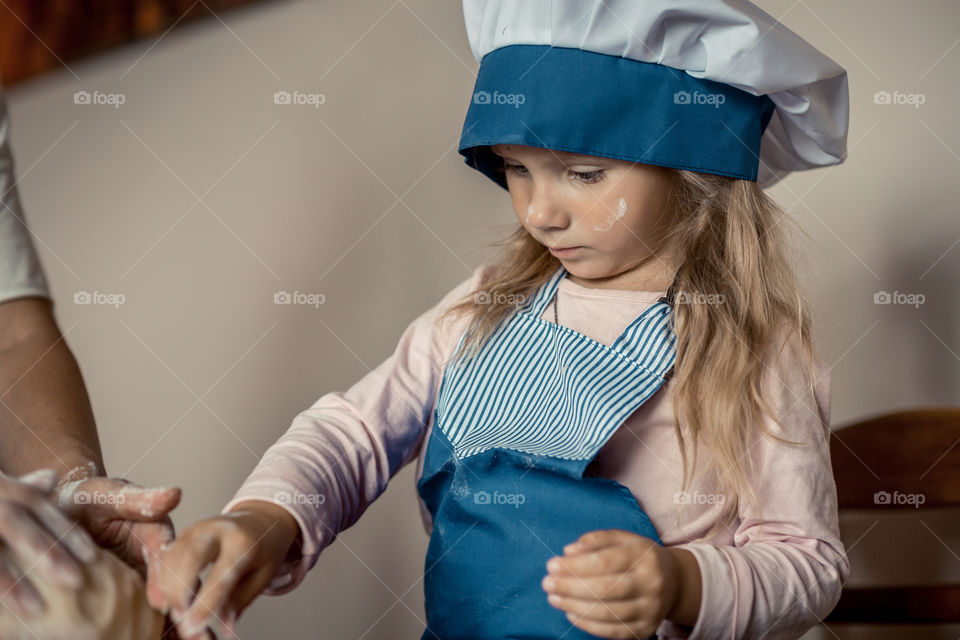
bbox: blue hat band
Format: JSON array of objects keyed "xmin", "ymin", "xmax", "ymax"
[{"xmin": 459, "ymin": 44, "xmax": 776, "ymax": 189}]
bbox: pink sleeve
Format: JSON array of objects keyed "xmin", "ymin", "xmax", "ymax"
[
  {"xmin": 220, "ymin": 265, "xmax": 484, "ymax": 595},
  {"xmin": 669, "ymin": 332, "xmax": 849, "ymax": 640}
]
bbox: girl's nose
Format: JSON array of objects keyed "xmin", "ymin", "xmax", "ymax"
[{"xmin": 525, "ymin": 187, "xmax": 568, "ymax": 232}]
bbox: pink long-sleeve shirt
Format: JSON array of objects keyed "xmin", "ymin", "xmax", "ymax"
[{"xmin": 222, "ymin": 262, "xmax": 849, "ymax": 639}]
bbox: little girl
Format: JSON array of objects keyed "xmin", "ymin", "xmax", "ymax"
[{"xmin": 148, "ymin": 1, "xmax": 852, "ymax": 638}]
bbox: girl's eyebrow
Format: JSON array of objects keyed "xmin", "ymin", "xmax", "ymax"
[
  {"xmin": 561, "ymin": 153, "xmax": 604, "ymax": 162},
  {"xmin": 492, "ymin": 149, "xmax": 604, "ymax": 164}
]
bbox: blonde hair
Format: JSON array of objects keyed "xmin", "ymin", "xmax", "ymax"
[{"xmin": 439, "ymin": 163, "xmax": 822, "ymax": 543}]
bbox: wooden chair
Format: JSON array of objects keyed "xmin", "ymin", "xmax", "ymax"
[{"xmin": 822, "ymin": 407, "xmax": 960, "ymax": 625}]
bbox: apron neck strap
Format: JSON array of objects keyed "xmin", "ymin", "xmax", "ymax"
[
  {"xmin": 526, "ymin": 265, "xmax": 567, "ymax": 316},
  {"xmin": 658, "ymin": 270, "xmax": 682, "ymax": 307}
]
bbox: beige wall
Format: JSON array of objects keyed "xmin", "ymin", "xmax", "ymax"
[{"xmin": 5, "ymin": 0, "xmax": 959, "ymax": 637}]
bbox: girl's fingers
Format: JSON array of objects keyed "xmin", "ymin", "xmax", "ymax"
[
  {"xmin": 569, "ymin": 529, "xmax": 634, "ymax": 553},
  {"xmin": 156, "ymin": 530, "xmax": 221, "ymax": 614},
  {"xmin": 126, "ymin": 520, "xmax": 175, "ymax": 575},
  {"xmin": 145, "ymin": 548, "xmax": 165, "ymax": 612},
  {"xmin": 145, "ymin": 536, "xmax": 175, "ymax": 612},
  {"xmin": 0, "ymin": 500, "xmax": 84, "ymax": 589},
  {"xmin": 543, "ymin": 571, "xmax": 639, "ymax": 601},
  {"xmin": 548, "ymin": 544, "xmax": 641, "ymax": 577},
  {"xmin": 231, "ymin": 562, "xmax": 276, "ymax": 616},
  {"xmin": 140, "ymin": 519, "xmax": 175, "ymax": 555},
  {"xmin": 214, "ymin": 604, "xmax": 239, "ymax": 640},
  {"xmin": 547, "ymin": 590, "xmax": 646, "ymax": 623},
  {"xmin": 206, "ymin": 563, "xmax": 276, "ymax": 640},
  {"xmin": 182, "ymin": 554, "xmax": 277, "ymax": 639},
  {"xmin": 178, "ymin": 548, "xmax": 253, "ymax": 638},
  {"xmin": 564, "ymin": 614, "xmax": 655, "ymax": 640},
  {"xmin": 0, "ymin": 549, "xmax": 44, "ymax": 617}
]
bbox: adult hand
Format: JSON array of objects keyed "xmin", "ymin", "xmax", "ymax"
[
  {"xmin": 57, "ymin": 476, "xmax": 181, "ymax": 579},
  {"xmin": 0, "ymin": 468, "xmax": 99, "ymax": 616}
]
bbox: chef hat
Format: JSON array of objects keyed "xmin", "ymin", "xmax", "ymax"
[{"xmin": 458, "ymin": 0, "xmax": 849, "ymax": 190}]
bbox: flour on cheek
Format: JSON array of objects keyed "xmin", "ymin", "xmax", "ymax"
[{"xmin": 593, "ymin": 197, "xmax": 627, "ymax": 232}]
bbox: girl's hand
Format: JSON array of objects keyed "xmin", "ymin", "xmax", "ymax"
[
  {"xmin": 146, "ymin": 500, "xmax": 301, "ymax": 640},
  {"xmin": 541, "ymin": 529, "xmax": 681, "ymax": 639}
]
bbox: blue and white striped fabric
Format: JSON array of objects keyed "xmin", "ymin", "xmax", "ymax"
[{"xmin": 435, "ymin": 265, "xmax": 677, "ymax": 461}]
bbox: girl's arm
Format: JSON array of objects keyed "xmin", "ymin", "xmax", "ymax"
[
  {"xmin": 148, "ymin": 266, "xmax": 487, "ymax": 637},
  {"xmin": 216, "ymin": 265, "xmax": 485, "ymax": 595},
  {"xmin": 665, "ymin": 333, "xmax": 849, "ymax": 640}
]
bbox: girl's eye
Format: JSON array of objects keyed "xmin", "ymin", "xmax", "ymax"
[
  {"xmin": 571, "ymin": 170, "xmax": 605, "ymax": 184},
  {"xmin": 503, "ymin": 163, "xmax": 605, "ymax": 184}
]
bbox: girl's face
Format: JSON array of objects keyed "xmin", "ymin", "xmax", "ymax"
[{"xmin": 490, "ymin": 144, "xmax": 680, "ymax": 290}]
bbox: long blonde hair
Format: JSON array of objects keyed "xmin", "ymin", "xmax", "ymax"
[{"xmin": 438, "ymin": 165, "xmax": 822, "ymax": 542}]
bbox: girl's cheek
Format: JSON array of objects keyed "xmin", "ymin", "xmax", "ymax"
[{"xmin": 591, "ymin": 197, "xmax": 628, "ymax": 232}]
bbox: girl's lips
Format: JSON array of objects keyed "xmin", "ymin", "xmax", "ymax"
[{"xmin": 549, "ymin": 246, "xmax": 583, "ymax": 256}]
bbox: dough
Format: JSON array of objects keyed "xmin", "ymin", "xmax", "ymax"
[{"xmin": 0, "ymin": 545, "xmax": 164, "ymax": 640}]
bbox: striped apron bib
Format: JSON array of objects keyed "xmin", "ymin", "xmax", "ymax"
[{"xmin": 417, "ymin": 264, "xmax": 678, "ymax": 640}]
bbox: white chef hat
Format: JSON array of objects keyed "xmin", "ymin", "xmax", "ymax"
[{"xmin": 458, "ymin": 0, "xmax": 849, "ymax": 190}]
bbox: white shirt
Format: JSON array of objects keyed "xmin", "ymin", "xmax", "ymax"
[{"xmin": 0, "ymin": 81, "xmax": 51, "ymax": 305}]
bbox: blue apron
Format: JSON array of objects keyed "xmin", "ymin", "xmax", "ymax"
[{"xmin": 417, "ymin": 264, "xmax": 678, "ymax": 640}]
